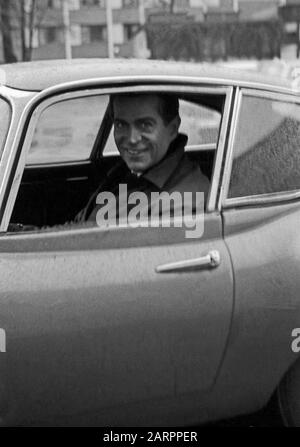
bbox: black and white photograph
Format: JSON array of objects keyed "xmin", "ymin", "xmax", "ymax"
[{"xmin": 0, "ymin": 0, "xmax": 299, "ymax": 432}]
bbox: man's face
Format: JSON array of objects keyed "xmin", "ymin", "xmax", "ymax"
[{"xmin": 112, "ymin": 95, "xmax": 179, "ymax": 173}]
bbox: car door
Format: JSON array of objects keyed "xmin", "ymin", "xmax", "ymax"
[
  {"xmin": 0, "ymin": 82, "xmax": 234, "ymax": 426},
  {"xmin": 219, "ymin": 88, "xmax": 300, "ymax": 409}
]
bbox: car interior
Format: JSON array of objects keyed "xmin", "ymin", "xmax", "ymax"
[{"xmin": 8, "ymin": 92, "xmax": 226, "ymax": 231}]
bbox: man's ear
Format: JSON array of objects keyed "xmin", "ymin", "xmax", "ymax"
[{"xmin": 168, "ymin": 115, "xmax": 181, "ymax": 138}]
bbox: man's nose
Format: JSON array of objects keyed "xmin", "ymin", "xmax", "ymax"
[{"xmin": 128, "ymin": 126, "xmax": 141, "ymax": 144}]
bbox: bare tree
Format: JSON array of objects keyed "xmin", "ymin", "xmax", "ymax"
[
  {"xmin": 0, "ymin": 0, "xmax": 17, "ymax": 62},
  {"xmin": 13, "ymin": 0, "xmax": 48, "ymax": 61},
  {"xmin": 1, "ymin": 0, "xmax": 48, "ymax": 62},
  {"xmin": 158, "ymin": 0, "xmax": 176, "ymax": 13}
]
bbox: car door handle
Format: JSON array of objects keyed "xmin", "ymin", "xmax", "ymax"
[{"xmin": 155, "ymin": 250, "xmax": 221, "ymax": 273}]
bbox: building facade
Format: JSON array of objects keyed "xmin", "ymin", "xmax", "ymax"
[{"xmin": 0, "ymin": 0, "xmax": 289, "ymax": 62}]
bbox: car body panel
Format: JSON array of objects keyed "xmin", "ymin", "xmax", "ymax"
[
  {"xmin": 220, "ymin": 201, "xmax": 300, "ymax": 408},
  {"xmin": 0, "ymin": 59, "xmax": 295, "ymax": 93},
  {"xmin": 0, "ymin": 215, "xmax": 233, "ymax": 425}
]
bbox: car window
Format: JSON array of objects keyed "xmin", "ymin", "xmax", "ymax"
[
  {"xmin": 7, "ymin": 90, "xmax": 226, "ymax": 234},
  {"xmin": 0, "ymin": 98, "xmax": 11, "ymax": 157},
  {"xmin": 103, "ymin": 99, "xmax": 221, "ymax": 156},
  {"xmin": 27, "ymin": 95, "xmax": 109, "ymax": 165},
  {"xmin": 179, "ymin": 100, "xmax": 221, "ymax": 146},
  {"xmin": 228, "ymin": 94, "xmax": 300, "ymax": 198}
]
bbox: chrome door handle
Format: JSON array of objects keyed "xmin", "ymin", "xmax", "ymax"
[{"xmin": 155, "ymin": 250, "xmax": 221, "ymax": 273}]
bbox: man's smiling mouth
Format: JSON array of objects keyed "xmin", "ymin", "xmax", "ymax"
[{"xmin": 126, "ymin": 148, "xmax": 147, "ymax": 156}]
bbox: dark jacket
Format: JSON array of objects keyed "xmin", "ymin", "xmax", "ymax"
[{"xmin": 75, "ymin": 133, "xmax": 209, "ymax": 224}]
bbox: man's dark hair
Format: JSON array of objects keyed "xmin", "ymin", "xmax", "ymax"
[{"xmin": 109, "ymin": 93, "xmax": 179, "ymax": 125}]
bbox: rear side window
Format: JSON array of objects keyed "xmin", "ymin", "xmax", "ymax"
[
  {"xmin": 229, "ymin": 94, "xmax": 300, "ymax": 198},
  {"xmin": 27, "ymin": 95, "xmax": 109, "ymax": 165},
  {"xmin": 0, "ymin": 98, "xmax": 11, "ymax": 156}
]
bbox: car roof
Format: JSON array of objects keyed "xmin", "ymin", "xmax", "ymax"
[{"xmin": 0, "ymin": 58, "xmax": 295, "ymax": 92}]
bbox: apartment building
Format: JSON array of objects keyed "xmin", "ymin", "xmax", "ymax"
[
  {"xmin": 0, "ymin": 0, "xmax": 286, "ymax": 62},
  {"xmin": 31, "ymin": 0, "xmax": 141, "ymax": 59},
  {"xmin": 27, "ymin": 0, "xmax": 255, "ymax": 60}
]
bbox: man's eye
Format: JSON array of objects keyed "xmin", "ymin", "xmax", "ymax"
[
  {"xmin": 140, "ymin": 121, "xmax": 153, "ymax": 131},
  {"xmin": 114, "ymin": 122, "xmax": 126, "ymax": 131}
]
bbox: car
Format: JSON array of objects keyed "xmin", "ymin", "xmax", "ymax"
[{"xmin": 0, "ymin": 58, "xmax": 299, "ymax": 427}]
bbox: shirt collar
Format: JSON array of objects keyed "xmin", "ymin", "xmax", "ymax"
[{"xmin": 141, "ymin": 133, "xmax": 188, "ymax": 190}]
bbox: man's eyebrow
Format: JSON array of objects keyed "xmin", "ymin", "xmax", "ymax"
[
  {"xmin": 113, "ymin": 116, "xmax": 156, "ymax": 124},
  {"xmin": 113, "ymin": 117, "xmax": 127, "ymax": 123},
  {"xmin": 135, "ymin": 116, "xmax": 156, "ymax": 123}
]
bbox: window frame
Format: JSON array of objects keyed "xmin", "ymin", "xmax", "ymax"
[
  {"xmin": 1, "ymin": 83, "xmax": 232, "ymax": 233},
  {"xmin": 82, "ymin": 24, "xmax": 107, "ymax": 43},
  {"xmin": 19, "ymin": 84, "xmax": 230, "ymax": 168},
  {"xmin": 221, "ymin": 88, "xmax": 300, "ymax": 209},
  {"xmin": 0, "ymin": 94, "xmax": 12, "ymax": 160},
  {"xmin": 42, "ymin": 26, "xmax": 58, "ymax": 44}
]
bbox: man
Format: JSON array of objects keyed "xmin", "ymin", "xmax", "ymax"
[{"xmin": 75, "ymin": 93, "xmax": 209, "ymax": 225}]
